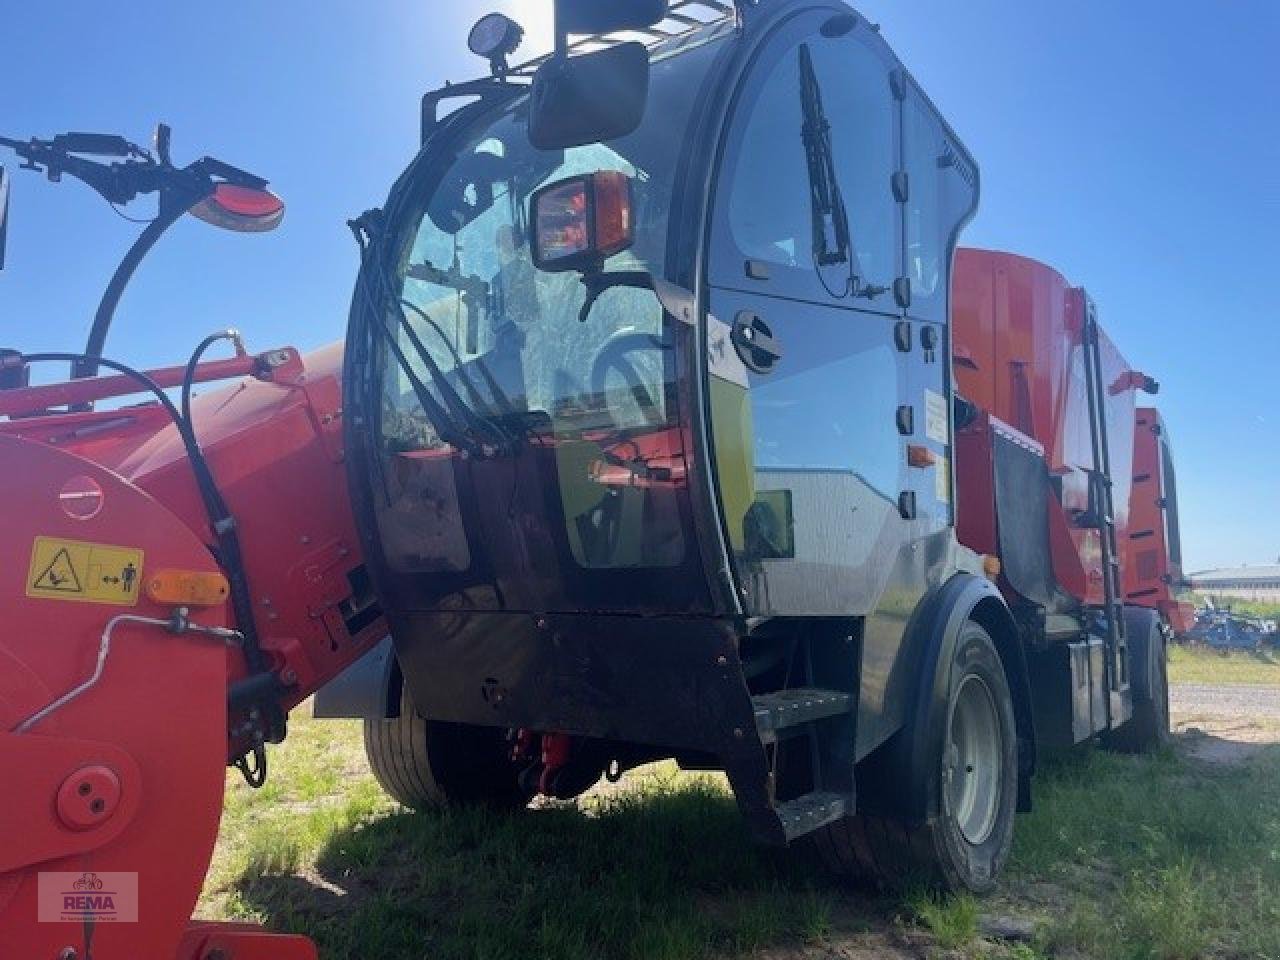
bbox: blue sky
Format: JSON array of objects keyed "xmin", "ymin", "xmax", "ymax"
[{"xmin": 1, "ymin": 1, "xmax": 1276, "ymax": 571}]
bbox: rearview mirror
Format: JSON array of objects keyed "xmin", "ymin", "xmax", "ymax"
[
  {"xmin": 555, "ymin": 0, "xmax": 667, "ymax": 34},
  {"xmin": 0, "ymin": 166, "xmax": 9, "ymax": 271},
  {"xmin": 529, "ymin": 42, "xmax": 650, "ymax": 150}
]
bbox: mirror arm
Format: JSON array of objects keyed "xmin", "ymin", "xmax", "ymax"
[
  {"xmin": 577, "ymin": 270, "xmax": 697, "ymax": 326},
  {"xmin": 74, "ymin": 176, "xmax": 214, "ymax": 392}
]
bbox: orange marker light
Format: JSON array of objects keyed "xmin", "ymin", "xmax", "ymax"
[
  {"xmin": 146, "ymin": 569, "xmax": 231, "ymax": 607},
  {"xmin": 907, "ymin": 444, "xmax": 938, "ymax": 468}
]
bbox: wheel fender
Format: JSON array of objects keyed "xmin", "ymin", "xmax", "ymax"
[{"xmin": 859, "ymin": 572, "xmax": 1035, "ymax": 820}]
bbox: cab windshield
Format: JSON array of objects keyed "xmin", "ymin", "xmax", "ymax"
[{"xmin": 381, "ymin": 38, "xmax": 723, "ymax": 453}]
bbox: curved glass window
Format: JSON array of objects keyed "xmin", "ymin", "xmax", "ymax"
[
  {"xmin": 903, "ymin": 84, "xmax": 978, "ymax": 322},
  {"xmin": 375, "ymin": 37, "xmax": 726, "ymax": 571},
  {"xmin": 721, "ymin": 26, "xmax": 898, "ymax": 304}
]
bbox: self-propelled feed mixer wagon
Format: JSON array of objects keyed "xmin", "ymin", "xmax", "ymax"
[{"xmin": 1, "ymin": 1, "xmax": 1190, "ymax": 957}]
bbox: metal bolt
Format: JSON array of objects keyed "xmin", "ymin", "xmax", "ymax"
[
  {"xmin": 300, "ymin": 535, "xmax": 311, "ymax": 545},
  {"xmin": 58, "ymin": 949, "xmax": 78, "ymax": 960},
  {"xmin": 716, "ymin": 655, "xmax": 728, "ymax": 667},
  {"xmin": 281, "ymin": 668, "xmax": 298, "ymax": 685},
  {"xmin": 733, "ymin": 727, "xmax": 744, "ymax": 739}
]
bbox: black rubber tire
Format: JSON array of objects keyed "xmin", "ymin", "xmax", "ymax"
[
  {"xmin": 1103, "ymin": 608, "xmax": 1171, "ymax": 754},
  {"xmin": 363, "ymin": 685, "xmax": 532, "ymax": 810},
  {"xmin": 812, "ymin": 622, "xmax": 1018, "ymax": 893}
]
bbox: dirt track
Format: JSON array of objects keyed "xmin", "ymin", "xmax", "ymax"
[
  {"xmin": 1171, "ymin": 682, "xmax": 1280, "ymax": 721},
  {"xmin": 1171, "ymin": 682, "xmax": 1280, "ymax": 766}
]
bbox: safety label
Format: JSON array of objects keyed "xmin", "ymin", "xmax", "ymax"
[
  {"xmin": 26, "ymin": 537, "xmax": 143, "ymax": 606},
  {"xmin": 925, "ymin": 389, "xmax": 949, "ymax": 445}
]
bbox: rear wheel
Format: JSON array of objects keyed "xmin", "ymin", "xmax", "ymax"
[
  {"xmin": 363, "ymin": 684, "xmax": 532, "ymax": 810},
  {"xmin": 813, "ymin": 621, "xmax": 1018, "ymax": 892},
  {"xmin": 1104, "ymin": 608, "xmax": 1170, "ymax": 753}
]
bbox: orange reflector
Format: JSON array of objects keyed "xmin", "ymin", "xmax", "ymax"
[
  {"xmin": 146, "ymin": 569, "xmax": 231, "ymax": 607},
  {"xmin": 983, "ymin": 555, "xmax": 1002, "ymax": 579},
  {"xmin": 907, "ymin": 444, "xmax": 938, "ymax": 468}
]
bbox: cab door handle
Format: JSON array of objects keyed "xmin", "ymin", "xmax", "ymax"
[{"xmin": 730, "ymin": 310, "xmax": 783, "ymax": 375}]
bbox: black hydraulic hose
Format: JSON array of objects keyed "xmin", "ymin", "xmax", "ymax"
[
  {"xmin": 19, "ymin": 352, "xmax": 186, "ymax": 427},
  {"xmin": 348, "ymin": 218, "xmax": 486, "ymax": 454},
  {"xmin": 181, "ymin": 330, "xmax": 241, "ymax": 427}
]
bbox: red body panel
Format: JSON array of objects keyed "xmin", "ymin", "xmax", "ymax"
[
  {"xmin": 952, "ymin": 252, "xmax": 1141, "ymax": 604},
  {"xmin": 0, "ymin": 343, "xmax": 384, "ymax": 712},
  {"xmin": 0, "ymin": 435, "xmax": 229, "ymax": 959},
  {"xmin": 1124, "ymin": 407, "xmax": 1194, "ymax": 633},
  {"xmin": 0, "ymin": 344, "xmax": 382, "ymax": 959},
  {"xmin": 952, "ymin": 248, "xmax": 1177, "ymax": 611}
]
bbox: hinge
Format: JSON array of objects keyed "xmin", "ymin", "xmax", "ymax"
[
  {"xmin": 894, "ymin": 277, "xmax": 912, "ymax": 309},
  {"xmin": 898, "ymin": 490, "xmax": 917, "ymax": 520},
  {"xmin": 894, "ymin": 320, "xmax": 913, "ymax": 352},
  {"xmin": 891, "ymin": 170, "xmax": 909, "ymax": 203},
  {"xmin": 890, "ymin": 68, "xmax": 907, "ymax": 101}
]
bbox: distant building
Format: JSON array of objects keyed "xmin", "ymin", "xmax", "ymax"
[{"xmin": 1188, "ymin": 565, "xmax": 1280, "ymax": 604}]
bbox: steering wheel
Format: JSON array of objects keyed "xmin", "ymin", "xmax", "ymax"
[{"xmin": 588, "ymin": 327, "xmax": 668, "ymax": 429}]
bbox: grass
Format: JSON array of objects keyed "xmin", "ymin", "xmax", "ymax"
[
  {"xmin": 907, "ymin": 889, "xmax": 979, "ymax": 949},
  {"xmin": 1167, "ymin": 644, "xmax": 1280, "ymax": 686},
  {"xmin": 1009, "ymin": 744, "xmax": 1280, "ymax": 959},
  {"xmin": 201, "ymin": 710, "xmax": 876, "ymax": 960},
  {"xmin": 200, "ymin": 706, "xmax": 1280, "ymax": 960}
]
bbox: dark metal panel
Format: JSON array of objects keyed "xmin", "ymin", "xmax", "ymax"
[
  {"xmin": 393, "ymin": 611, "xmax": 751, "ymax": 752},
  {"xmin": 312, "ymin": 634, "xmax": 396, "ymax": 719},
  {"xmin": 389, "ymin": 607, "xmax": 785, "ymax": 842},
  {"xmin": 992, "ymin": 429, "xmax": 1058, "ymax": 608}
]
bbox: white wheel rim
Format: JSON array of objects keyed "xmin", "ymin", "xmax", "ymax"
[{"xmin": 945, "ymin": 674, "xmax": 1003, "ymax": 846}]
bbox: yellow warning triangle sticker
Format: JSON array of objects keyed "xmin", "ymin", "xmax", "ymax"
[{"xmin": 32, "ymin": 548, "xmax": 84, "ymax": 593}]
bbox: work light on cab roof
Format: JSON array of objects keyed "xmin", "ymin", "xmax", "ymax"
[{"xmin": 468, "ymin": 13, "xmax": 525, "ymax": 74}]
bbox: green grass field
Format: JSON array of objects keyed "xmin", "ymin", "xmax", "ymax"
[
  {"xmin": 198, "ymin": 706, "xmax": 1280, "ymax": 960},
  {"xmin": 1168, "ymin": 644, "xmax": 1280, "ymax": 686}
]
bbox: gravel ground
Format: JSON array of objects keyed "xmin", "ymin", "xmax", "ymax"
[{"xmin": 1170, "ymin": 682, "xmax": 1280, "ymax": 720}]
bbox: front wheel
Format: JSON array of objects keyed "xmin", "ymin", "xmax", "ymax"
[
  {"xmin": 814, "ymin": 621, "xmax": 1018, "ymax": 892},
  {"xmin": 363, "ymin": 684, "xmax": 533, "ymax": 810}
]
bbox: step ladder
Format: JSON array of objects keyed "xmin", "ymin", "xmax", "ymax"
[
  {"xmin": 751, "ymin": 666, "xmax": 857, "ymax": 840},
  {"xmin": 1078, "ymin": 294, "xmax": 1131, "ymax": 724}
]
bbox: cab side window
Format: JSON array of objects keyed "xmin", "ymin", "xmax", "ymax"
[
  {"xmin": 718, "ymin": 24, "xmax": 898, "ymax": 305},
  {"xmin": 903, "ymin": 85, "xmax": 977, "ymax": 322}
]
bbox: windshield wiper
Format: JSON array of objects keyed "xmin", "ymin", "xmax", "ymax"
[
  {"xmin": 799, "ymin": 44, "xmax": 851, "ymax": 269},
  {"xmin": 798, "ymin": 46, "xmax": 886, "ymax": 300}
]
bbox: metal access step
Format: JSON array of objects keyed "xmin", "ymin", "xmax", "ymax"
[
  {"xmin": 752, "ymin": 688, "xmax": 853, "ymax": 744},
  {"xmin": 775, "ymin": 791, "xmax": 852, "ymax": 841}
]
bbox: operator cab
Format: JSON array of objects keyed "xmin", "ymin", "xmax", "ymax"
[
  {"xmin": 348, "ymin": 0, "xmax": 975, "ymax": 620},
  {"xmin": 343, "ymin": 0, "xmax": 987, "ymax": 881}
]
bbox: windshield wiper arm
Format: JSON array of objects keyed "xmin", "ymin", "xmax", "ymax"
[{"xmin": 799, "ymin": 44, "xmax": 852, "ymax": 269}]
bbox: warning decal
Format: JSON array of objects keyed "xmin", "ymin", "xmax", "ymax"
[
  {"xmin": 27, "ymin": 537, "xmax": 143, "ymax": 606},
  {"xmin": 925, "ymin": 389, "xmax": 950, "ymax": 445}
]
